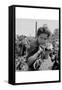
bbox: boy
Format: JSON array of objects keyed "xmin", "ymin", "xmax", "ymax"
[{"xmin": 27, "ymin": 25, "xmax": 54, "ymax": 70}]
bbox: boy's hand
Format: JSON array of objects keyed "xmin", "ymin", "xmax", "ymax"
[{"xmin": 38, "ymin": 46, "xmax": 43, "ymax": 53}]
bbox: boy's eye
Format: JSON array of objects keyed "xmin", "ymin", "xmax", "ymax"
[
  {"xmin": 44, "ymin": 38, "xmax": 47, "ymax": 40},
  {"xmin": 44, "ymin": 38, "xmax": 46, "ymax": 40}
]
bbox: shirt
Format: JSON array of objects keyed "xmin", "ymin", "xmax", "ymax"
[{"xmin": 39, "ymin": 55, "xmax": 53, "ymax": 70}]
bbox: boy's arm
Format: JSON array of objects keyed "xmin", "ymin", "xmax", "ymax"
[{"xmin": 27, "ymin": 47, "xmax": 43, "ymax": 66}]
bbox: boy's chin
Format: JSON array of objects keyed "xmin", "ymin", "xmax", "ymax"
[{"xmin": 39, "ymin": 43, "xmax": 46, "ymax": 47}]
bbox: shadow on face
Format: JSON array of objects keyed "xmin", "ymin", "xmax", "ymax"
[{"xmin": 38, "ymin": 33, "xmax": 48, "ymax": 46}]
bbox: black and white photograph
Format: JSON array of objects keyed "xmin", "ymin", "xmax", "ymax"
[
  {"xmin": 9, "ymin": 5, "xmax": 60, "ymax": 84},
  {"xmin": 15, "ymin": 19, "xmax": 59, "ymax": 71}
]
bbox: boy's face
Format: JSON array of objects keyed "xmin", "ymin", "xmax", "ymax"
[{"xmin": 38, "ymin": 33, "xmax": 48, "ymax": 46}]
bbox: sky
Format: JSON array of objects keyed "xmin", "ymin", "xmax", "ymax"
[{"xmin": 16, "ymin": 19, "xmax": 59, "ymax": 37}]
